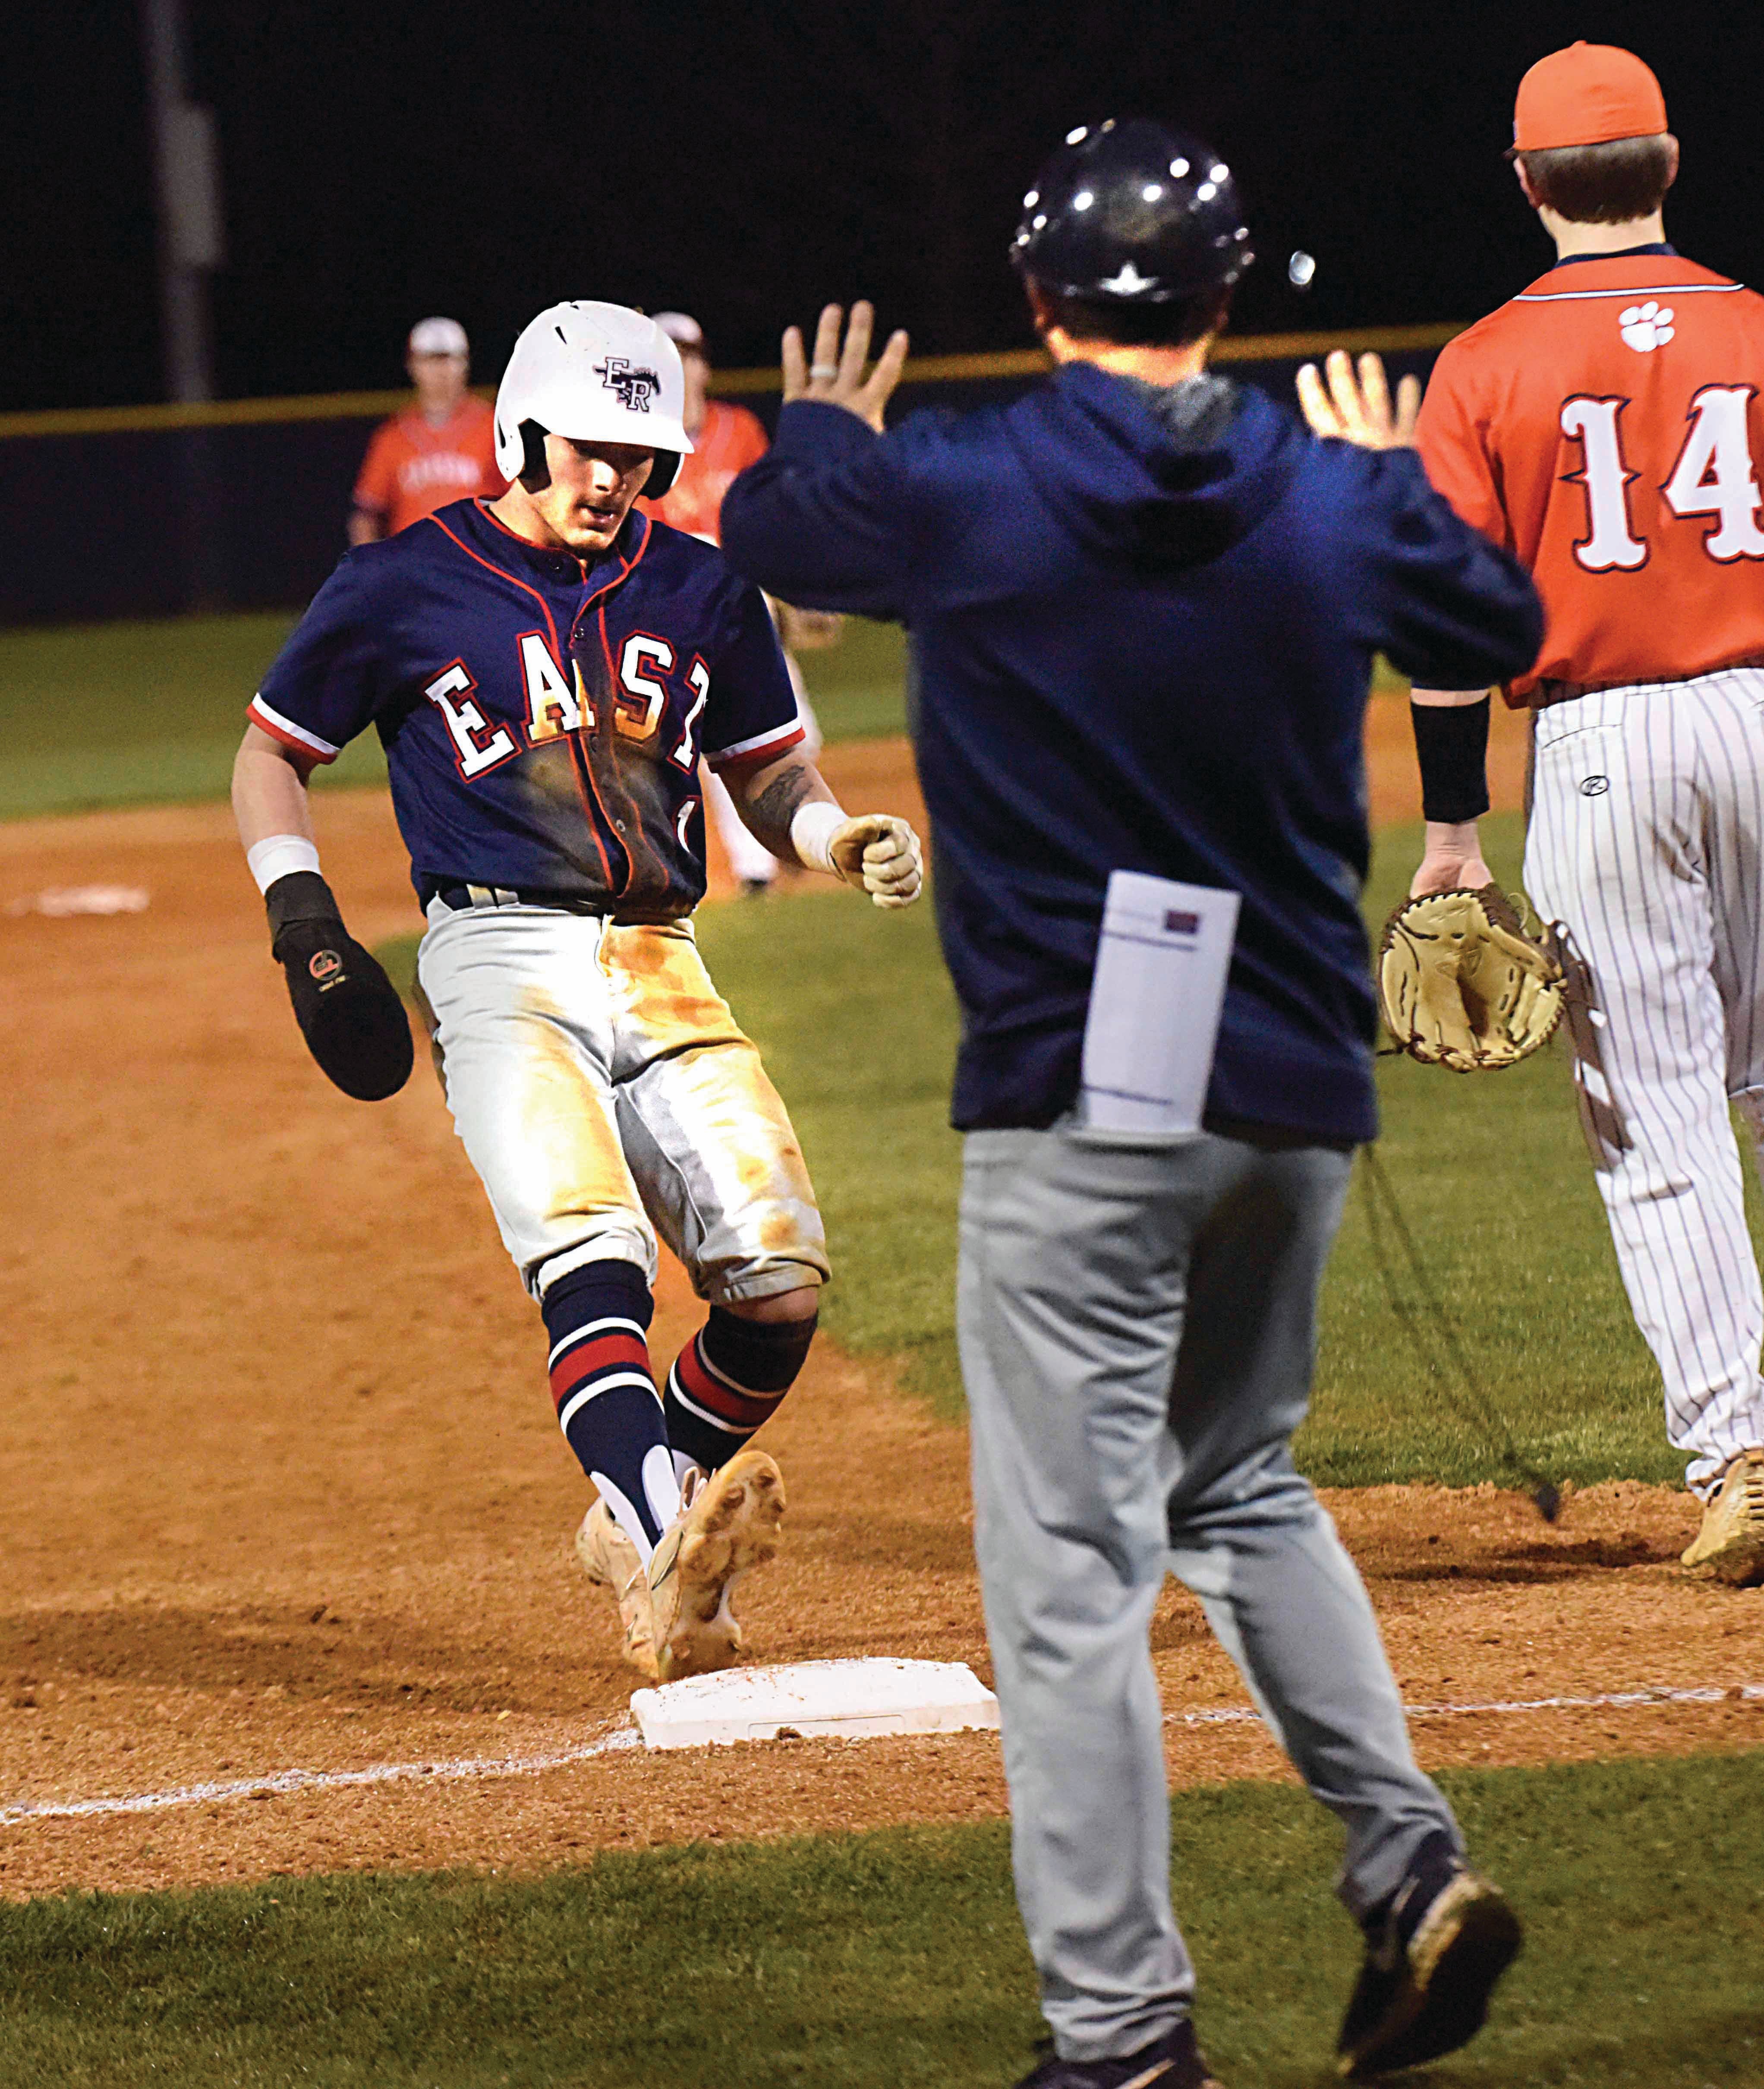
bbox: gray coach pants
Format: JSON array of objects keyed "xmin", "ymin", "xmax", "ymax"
[{"xmin": 959, "ymin": 1123, "xmax": 1461, "ymax": 2062}]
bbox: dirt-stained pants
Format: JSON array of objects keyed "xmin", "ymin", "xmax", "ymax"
[{"xmin": 416, "ymin": 896, "xmax": 828, "ymax": 1304}]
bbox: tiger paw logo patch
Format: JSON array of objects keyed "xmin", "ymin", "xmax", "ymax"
[{"xmin": 1619, "ymin": 301, "xmax": 1674, "ymax": 352}]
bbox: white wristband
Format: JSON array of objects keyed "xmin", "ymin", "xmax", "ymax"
[
  {"xmin": 789, "ymin": 799, "xmax": 845, "ymax": 875},
  {"xmin": 247, "ymin": 834, "xmax": 322, "ymax": 894}
]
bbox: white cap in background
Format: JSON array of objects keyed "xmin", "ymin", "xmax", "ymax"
[
  {"xmin": 408, "ymin": 315, "xmax": 470, "ymax": 358},
  {"xmin": 493, "ymin": 300, "xmax": 693, "ymax": 492},
  {"xmin": 654, "ymin": 311, "xmax": 706, "ymax": 354}
]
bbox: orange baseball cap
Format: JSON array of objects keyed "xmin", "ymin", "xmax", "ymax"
[{"xmin": 1512, "ymin": 42, "xmax": 1667, "ymax": 153}]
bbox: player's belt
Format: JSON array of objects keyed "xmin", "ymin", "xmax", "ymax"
[
  {"xmin": 1531, "ymin": 652, "xmax": 1764, "ymax": 709},
  {"xmin": 426, "ymin": 881, "xmax": 610, "ymax": 916}
]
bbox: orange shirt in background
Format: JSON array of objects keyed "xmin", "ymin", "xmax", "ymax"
[
  {"xmin": 353, "ymin": 396, "xmax": 504, "ymax": 536},
  {"xmin": 639, "ymin": 397, "xmax": 769, "ymax": 545},
  {"xmin": 1417, "ymin": 251, "xmax": 1764, "ymax": 700}
]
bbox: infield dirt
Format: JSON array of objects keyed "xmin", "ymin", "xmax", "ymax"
[{"xmin": 3, "ymin": 710, "xmax": 1759, "ymax": 1903}]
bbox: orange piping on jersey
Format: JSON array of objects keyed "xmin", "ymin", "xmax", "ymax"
[
  {"xmin": 707, "ymin": 721, "xmax": 808, "ymax": 770},
  {"xmin": 590, "ymin": 600, "xmax": 657, "ymax": 902},
  {"xmin": 424, "ymin": 510, "xmax": 617, "ymax": 889},
  {"xmin": 425, "ymin": 512, "xmax": 564, "ymax": 662},
  {"xmin": 563, "ymin": 515, "xmax": 657, "ymax": 902},
  {"xmin": 246, "ymin": 695, "xmax": 340, "ymax": 764},
  {"xmin": 563, "ymin": 516, "xmax": 655, "ymax": 902},
  {"xmin": 573, "ymin": 510, "xmax": 652, "ymax": 627}
]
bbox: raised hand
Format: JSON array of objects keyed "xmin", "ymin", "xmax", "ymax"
[
  {"xmin": 781, "ymin": 301, "xmax": 910, "ymax": 434},
  {"xmin": 1296, "ymin": 349, "xmax": 1421, "ymax": 450}
]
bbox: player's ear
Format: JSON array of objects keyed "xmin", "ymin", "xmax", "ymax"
[
  {"xmin": 518, "ymin": 421, "xmax": 552, "ymax": 492},
  {"xmin": 1661, "ymin": 134, "xmax": 1680, "ymax": 195}
]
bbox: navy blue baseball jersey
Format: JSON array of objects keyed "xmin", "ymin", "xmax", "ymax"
[
  {"xmin": 250, "ymin": 498, "xmax": 804, "ymax": 918},
  {"xmin": 723, "ymin": 372, "xmax": 1542, "ymax": 1142}
]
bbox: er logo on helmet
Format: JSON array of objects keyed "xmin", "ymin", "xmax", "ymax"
[{"xmin": 594, "ymin": 357, "xmax": 660, "ymax": 412}]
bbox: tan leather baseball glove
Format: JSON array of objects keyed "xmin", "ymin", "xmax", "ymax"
[{"xmin": 1378, "ymin": 884, "xmax": 1565, "ymax": 1072}]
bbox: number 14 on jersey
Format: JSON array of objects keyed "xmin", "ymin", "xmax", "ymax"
[{"xmin": 1562, "ymin": 385, "xmax": 1764, "ymax": 570}]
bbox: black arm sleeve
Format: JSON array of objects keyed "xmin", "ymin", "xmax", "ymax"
[{"xmin": 1412, "ymin": 695, "xmax": 1491, "ymax": 825}]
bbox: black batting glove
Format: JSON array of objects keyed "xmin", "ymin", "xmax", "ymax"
[{"xmin": 265, "ymin": 871, "xmax": 414, "ymax": 1102}]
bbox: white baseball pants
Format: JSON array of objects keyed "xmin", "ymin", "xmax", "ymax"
[
  {"xmin": 1526, "ymin": 668, "xmax": 1764, "ymax": 1494},
  {"xmin": 415, "ymin": 898, "xmax": 829, "ymax": 1304}
]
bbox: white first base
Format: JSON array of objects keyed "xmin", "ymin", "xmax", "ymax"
[{"xmin": 630, "ymin": 1657, "xmax": 1000, "ymax": 1751}]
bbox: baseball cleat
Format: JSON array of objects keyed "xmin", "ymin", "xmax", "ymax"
[
  {"xmin": 574, "ymin": 1498, "xmax": 657, "ymax": 1679},
  {"xmin": 1336, "ymin": 1831, "xmax": 1521, "ymax": 2078},
  {"xmin": 1680, "ymin": 1447, "xmax": 1764, "ymax": 1586},
  {"xmin": 647, "ymin": 1449, "xmax": 786, "ymax": 1682},
  {"xmin": 1012, "ymin": 2018, "xmax": 1221, "ymax": 2088}
]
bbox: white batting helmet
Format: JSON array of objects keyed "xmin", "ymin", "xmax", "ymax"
[{"xmin": 493, "ymin": 301, "xmax": 693, "ymax": 498}]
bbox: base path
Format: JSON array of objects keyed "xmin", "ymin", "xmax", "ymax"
[{"xmin": 1, "ymin": 720, "xmax": 1754, "ymax": 1903}]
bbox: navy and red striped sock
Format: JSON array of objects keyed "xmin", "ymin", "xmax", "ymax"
[
  {"xmin": 662, "ymin": 1306, "xmax": 818, "ymax": 1476},
  {"xmin": 542, "ymin": 1260, "xmax": 678, "ymax": 1561}
]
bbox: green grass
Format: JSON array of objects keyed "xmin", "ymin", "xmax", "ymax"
[
  {"xmin": 707, "ymin": 810, "xmax": 1757, "ymax": 1488},
  {"xmin": 0, "ymin": 609, "xmax": 905, "ymax": 824},
  {"xmin": 3, "ymin": 1752, "xmax": 1758, "ymax": 2086},
  {"xmin": 380, "ymin": 810, "xmax": 1738, "ymax": 1487},
  {"xmin": 795, "ymin": 615, "xmax": 909, "ymax": 742},
  {"xmin": 13, "ymin": 603, "xmax": 1700, "ymax": 1487},
  {"xmin": 1307, "ymin": 814, "xmax": 1727, "ymax": 1490},
  {"xmin": 0, "ymin": 613, "xmax": 389, "ymax": 818}
]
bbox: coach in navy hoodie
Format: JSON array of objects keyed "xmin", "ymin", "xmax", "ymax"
[{"xmin": 723, "ymin": 121, "xmax": 1540, "ymax": 2089}]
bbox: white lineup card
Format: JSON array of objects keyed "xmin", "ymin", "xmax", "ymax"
[{"xmin": 1077, "ymin": 871, "xmax": 1241, "ymax": 1139}]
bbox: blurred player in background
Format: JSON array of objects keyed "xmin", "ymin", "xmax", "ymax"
[
  {"xmin": 348, "ymin": 316, "xmax": 504, "ymax": 545},
  {"xmin": 641, "ymin": 310, "xmax": 835, "ymax": 895},
  {"xmin": 1364, "ymin": 42, "xmax": 1764, "ymax": 1587}
]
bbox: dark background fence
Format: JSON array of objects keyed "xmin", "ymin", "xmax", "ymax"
[{"xmin": 0, "ymin": 336, "xmax": 1448, "ymax": 627}]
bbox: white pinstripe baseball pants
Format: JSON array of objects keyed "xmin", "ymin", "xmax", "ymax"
[{"xmin": 1525, "ymin": 669, "xmax": 1764, "ymax": 1495}]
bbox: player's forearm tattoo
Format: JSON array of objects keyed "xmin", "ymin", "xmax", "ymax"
[{"xmin": 739, "ymin": 759, "xmax": 821, "ymax": 861}]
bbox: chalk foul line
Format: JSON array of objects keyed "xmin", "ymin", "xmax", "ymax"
[
  {"xmin": 1166, "ymin": 1682, "xmax": 1764, "ymax": 1729},
  {"xmin": 1, "ymin": 1682, "xmax": 1758, "ymax": 1830},
  {"xmin": 0, "ymin": 1722, "xmax": 641, "ymax": 1827}
]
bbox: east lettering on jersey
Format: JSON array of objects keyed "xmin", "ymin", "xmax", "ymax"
[
  {"xmin": 249, "ymin": 498, "xmax": 805, "ymax": 919},
  {"xmin": 1417, "ymin": 247, "xmax": 1764, "ymax": 698}
]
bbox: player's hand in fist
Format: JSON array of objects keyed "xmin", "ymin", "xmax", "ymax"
[
  {"xmin": 829, "ymin": 814, "xmax": 923, "ymax": 909},
  {"xmin": 1295, "ymin": 350, "xmax": 1421, "ymax": 451}
]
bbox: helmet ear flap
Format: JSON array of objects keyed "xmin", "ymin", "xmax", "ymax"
[
  {"xmin": 518, "ymin": 421, "xmax": 551, "ymax": 492},
  {"xmin": 643, "ymin": 451, "xmax": 683, "ymax": 499}
]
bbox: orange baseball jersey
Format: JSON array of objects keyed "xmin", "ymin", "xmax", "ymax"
[
  {"xmin": 1417, "ymin": 249, "xmax": 1764, "ymax": 700},
  {"xmin": 353, "ymin": 396, "xmax": 504, "ymax": 536},
  {"xmin": 638, "ymin": 398, "xmax": 769, "ymax": 544}
]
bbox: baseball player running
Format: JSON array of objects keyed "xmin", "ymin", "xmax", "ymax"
[
  {"xmin": 724, "ymin": 120, "xmax": 1540, "ymax": 2087},
  {"xmin": 1314, "ymin": 41, "xmax": 1764, "ymax": 1586},
  {"xmin": 231, "ymin": 300, "xmax": 923, "ymax": 1680}
]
